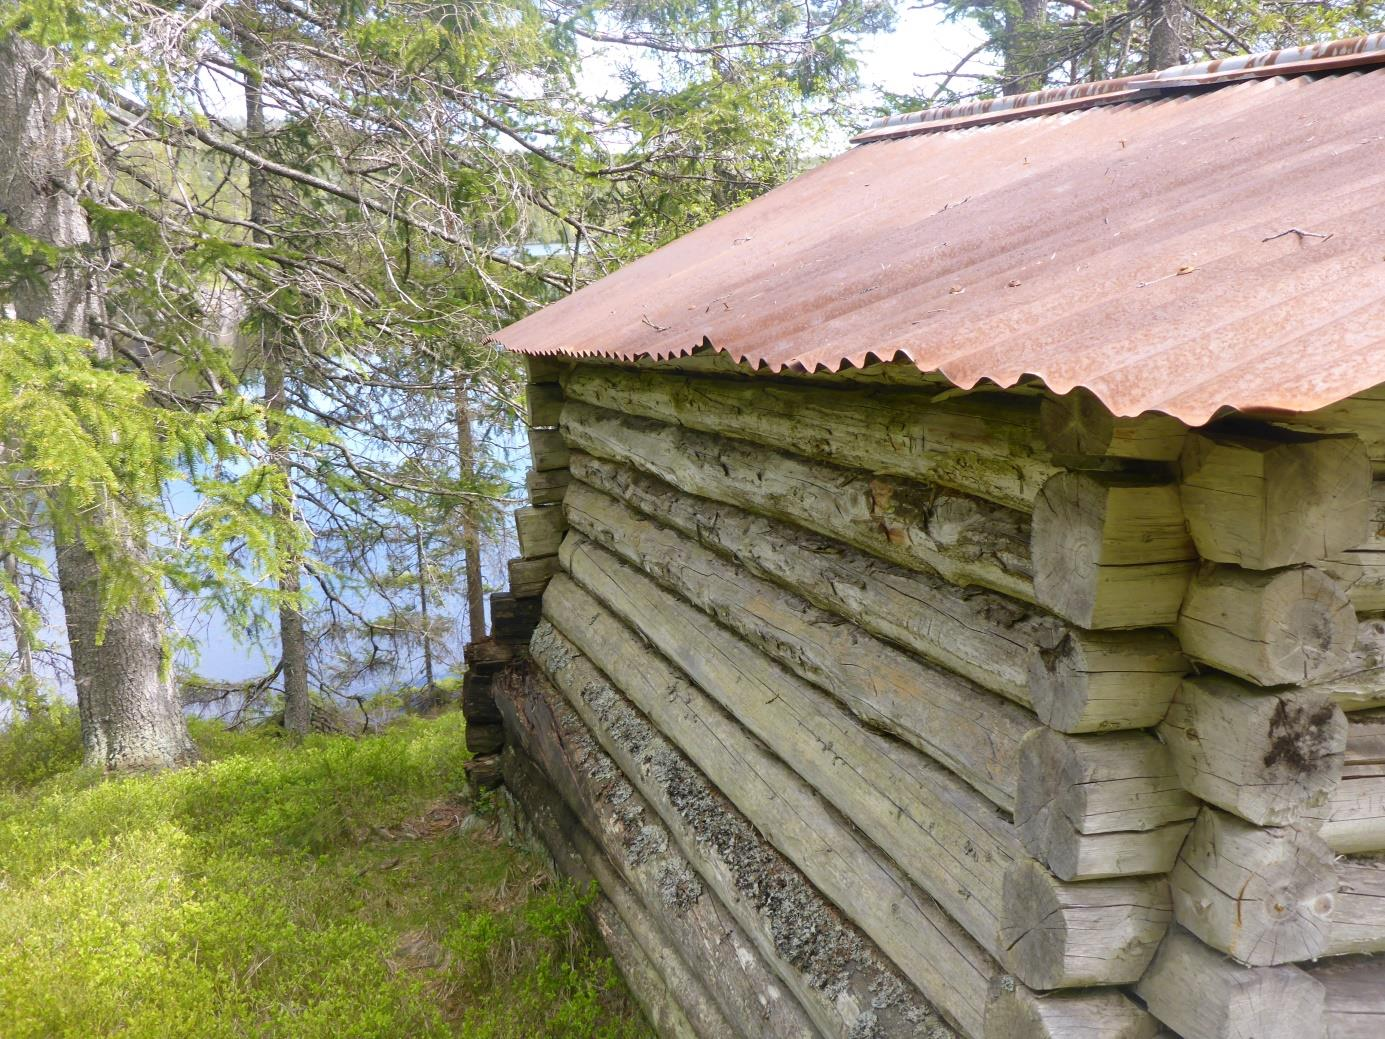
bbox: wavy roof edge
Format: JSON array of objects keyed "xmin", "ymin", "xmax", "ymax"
[
  {"xmin": 493, "ymin": 33, "xmax": 1385, "ymax": 425},
  {"xmin": 853, "ymin": 31, "xmax": 1385, "ymax": 142}
]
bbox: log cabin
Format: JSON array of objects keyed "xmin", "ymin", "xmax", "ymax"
[{"xmin": 461, "ymin": 32, "xmax": 1385, "ymax": 1039}]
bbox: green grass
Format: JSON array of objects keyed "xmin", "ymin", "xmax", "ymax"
[{"xmin": 0, "ymin": 712, "xmax": 654, "ymax": 1039}]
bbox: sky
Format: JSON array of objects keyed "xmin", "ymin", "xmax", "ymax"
[{"xmin": 853, "ymin": 5, "xmax": 990, "ymax": 100}]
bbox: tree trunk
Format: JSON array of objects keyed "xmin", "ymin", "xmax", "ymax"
[
  {"xmin": 1148, "ymin": 0, "xmax": 1184, "ymax": 70},
  {"xmin": 1003, "ymin": 0, "xmax": 1048, "ymax": 94},
  {"xmin": 453, "ymin": 370, "xmax": 487, "ymax": 639},
  {"xmin": 413, "ymin": 520, "xmax": 435, "ymax": 697},
  {"xmin": 242, "ymin": 45, "xmax": 310, "ymax": 736},
  {"xmin": 262, "ymin": 351, "xmax": 310, "ymax": 735},
  {"xmin": 0, "ymin": 33, "xmax": 195, "ymax": 769}
]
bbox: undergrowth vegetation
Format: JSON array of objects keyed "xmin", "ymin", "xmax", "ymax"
[{"xmin": 0, "ymin": 713, "xmax": 653, "ymax": 1039}]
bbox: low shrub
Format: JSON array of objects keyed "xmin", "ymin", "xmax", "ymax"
[
  {"xmin": 0, "ymin": 702, "xmax": 84, "ymax": 791},
  {"xmin": 0, "ymin": 713, "xmax": 652, "ymax": 1039}
]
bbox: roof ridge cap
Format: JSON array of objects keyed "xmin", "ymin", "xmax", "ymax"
[{"xmin": 855, "ymin": 30, "xmax": 1385, "ymax": 143}]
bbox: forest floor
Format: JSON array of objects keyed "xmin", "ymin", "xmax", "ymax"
[{"xmin": 0, "ymin": 711, "xmax": 654, "ymax": 1039}]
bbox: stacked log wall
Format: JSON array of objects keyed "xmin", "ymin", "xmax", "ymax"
[
  {"xmin": 466, "ymin": 356, "xmax": 1385, "ymax": 1038},
  {"xmin": 459, "ymin": 356, "xmax": 565, "ymax": 788}
]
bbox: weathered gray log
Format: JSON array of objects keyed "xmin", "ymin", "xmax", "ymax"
[
  {"xmin": 573, "ymin": 452, "xmax": 1187, "ymax": 732},
  {"xmin": 563, "ymin": 486, "xmax": 1035, "ymax": 809},
  {"xmin": 464, "ymin": 721, "xmax": 504, "ymax": 755},
  {"xmin": 507, "ymin": 555, "xmax": 558, "ymax": 599},
  {"xmin": 1135, "ymin": 927, "xmax": 1325, "ymax": 1039},
  {"xmin": 998, "ymin": 858, "xmax": 1171, "ymax": 989},
  {"xmin": 499, "ymin": 662, "xmax": 831, "ymax": 1038},
  {"xmin": 523, "ymin": 354, "xmax": 568, "ymax": 384},
  {"xmin": 1160, "ymin": 674, "xmax": 1347, "ymax": 827},
  {"xmin": 1169, "ymin": 808, "xmax": 1337, "ymax": 966},
  {"xmin": 1177, "ymin": 564, "xmax": 1358, "ymax": 687},
  {"xmin": 525, "ymin": 467, "xmax": 571, "ymax": 506},
  {"xmin": 462, "ymin": 753, "xmax": 502, "ymax": 791},
  {"xmin": 525, "ymin": 382, "xmax": 563, "ymax": 427},
  {"xmin": 1310, "ymin": 619, "xmax": 1385, "ymax": 713},
  {"xmin": 564, "ymin": 479, "xmax": 1231, "ymax": 913},
  {"xmin": 489, "ymin": 590, "xmax": 542, "ymax": 643},
  {"xmin": 1030, "ymin": 471, "xmax": 1196, "ymax": 629},
  {"xmin": 1014, "ymin": 729, "xmax": 1198, "ymax": 880},
  {"xmin": 537, "ymin": 598, "xmax": 1161, "ymax": 1038},
  {"xmin": 1252, "ymin": 384, "xmax": 1385, "ymax": 456},
  {"xmin": 1323, "ymin": 712, "xmax": 1385, "ymax": 853},
  {"xmin": 1320, "ymin": 483, "xmax": 1385, "ymax": 612},
  {"xmin": 1310, "ymin": 955, "xmax": 1385, "ymax": 1039},
  {"xmin": 556, "ymin": 540, "xmax": 1012, "ymax": 953},
  {"xmin": 561, "ymin": 402, "xmax": 1035, "ymax": 600},
  {"xmin": 514, "ymin": 505, "xmax": 566, "ymax": 559},
  {"xmin": 1321, "ymin": 550, "xmax": 1385, "ymax": 615},
  {"xmin": 983, "ymin": 977, "xmax": 1163, "ymax": 1039},
  {"xmin": 562, "ymin": 363, "xmax": 1063, "ymax": 512},
  {"xmin": 556, "ymin": 544, "xmax": 1171, "ymax": 987},
  {"xmin": 1325, "ymin": 856, "xmax": 1385, "ymax": 957},
  {"xmin": 464, "ymin": 637, "xmax": 515, "ymax": 670},
  {"xmin": 534, "ymin": 594, "xmax": 998, "ymax": 1037},
  {"xmin": 499, "ymin": 746, "xmax": 730, "ymax": 1039},
  {"xmin": 461, "ymin": 672, "xmax": 499, "ymax": 726},
  {"xmin": 1040, "ymin": 388, "xmax": 1188, "ymax": 462},
  {"xmin": 527, "ymin": 427, "xmax": 570, "ymax": 472},
  {"xmin": 1027, "ymin": 628, "xmax": 1186, "ymax": 733},
  {"xmin": 525, "ymin": 627, "xmax": 957, "ymax": 1039},
  {"xmin": 1179, "ymin": 427, "xmax": 1370, "ymax": 570}
]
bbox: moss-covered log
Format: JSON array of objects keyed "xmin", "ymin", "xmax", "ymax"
[
  {"xmin": 497, "ymin": 663, "xmax": 829, "ymax": 1038},
  {"xmin": 532, "ymin": 602, "xmax": 998, "ymax": 1037}
]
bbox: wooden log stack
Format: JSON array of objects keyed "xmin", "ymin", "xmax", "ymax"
[
  {"xmin": 466, "ymin": 357, "xmax": 1385, "ymax": 1038},
  {"xmin": 459, "ymin": 356, "xmax": 569, "ymax": 791}
]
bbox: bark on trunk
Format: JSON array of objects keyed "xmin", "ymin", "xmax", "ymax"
[
  {"xmin": 57, "ymin": 536, "xmax": 197, "ymax": 768},
  {"xmin": 453, "ymin": 370, "xmax": 487, "ymax": 639},
  {"xmin": 1003, "ymin": 0, "xmax": 1048, "ymax": 94},
  {"xmin": 413, "ymin": 522, "xmax": 435, "ymax": 695},
  {"xmin": 1148, "ymin": 0, "xmax": 1184, "ymax": 70},
  {"xmin": 242, "ymin": 48, "xmax": 310, "ymax": 736},
  {"xmin": 1, "ymin": 33, "xmax": 194, "ymax": 769}
]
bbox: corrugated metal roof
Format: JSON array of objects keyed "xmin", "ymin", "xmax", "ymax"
[
  {"xmin": 855, "ymin": 32, "xmax": 1385, "ymax": 142},
  {"xmin": 492, "ymin": 38, "xmax": 1385, "ymax": 424}
]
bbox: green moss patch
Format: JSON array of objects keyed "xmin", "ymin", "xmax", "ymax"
[{"xmin": 0, "ymin": 713, "xmax": 653, "ymax": 1039}]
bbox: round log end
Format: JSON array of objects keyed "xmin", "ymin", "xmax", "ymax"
[
  {"xmin": 1014, "ymin": 729, "xmax": 1082, "ymax": 860},
  {"xmin": 1172, "ymin": 810, "xmax": 1336, "ymax": 966},
  {"xmin": 1164, "ymin": 676, "xmax": 1348, "ymax": 827},
  {"xmin": 1032, "ymin": 471, "xmax": 1192, "ymax": 629},
  {"xmin": 1178, "ymin": 564, "xmax": 1357, "ymax": 687},
  {"xmin": 1000, "ymin": 859, "xmax": 1170, "ymax": 990},
  {"xmin": 985, "ymin": 976, "xmax": 1163, "ymax": 1039},
  {"xmin": 1028, "ymin": 635, "xmax": 1086, "ymax": 733},
  {"xmin": 1031, "ymin": 473, "xmax": 1105, "ymax": 628},
  {"xmin": 1268, "ymin": 566, "xmax": 1358, "ymax": 685}
]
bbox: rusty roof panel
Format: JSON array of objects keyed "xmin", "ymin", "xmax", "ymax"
[{"xmin": 492, "ymin": 52, "xmax": 1385, "ymax": 425}]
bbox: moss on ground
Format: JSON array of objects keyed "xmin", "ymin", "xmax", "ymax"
[{"xmin": 0, "ymin": 712, "xmax": 654, "ymax": 1039}]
